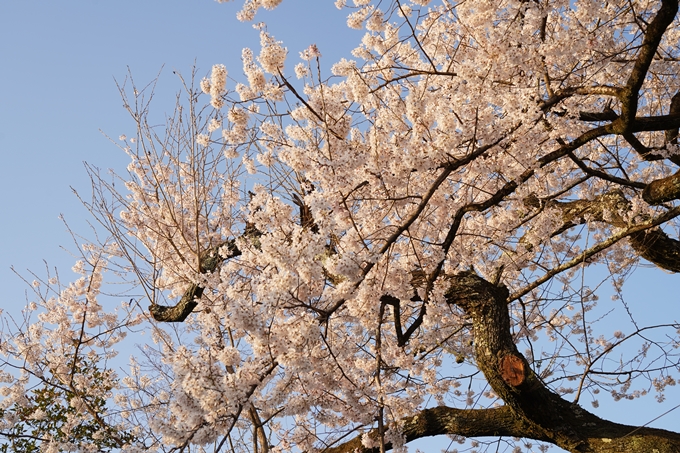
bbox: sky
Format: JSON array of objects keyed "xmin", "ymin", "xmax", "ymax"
[
  {"xmin": 0, "ymin": 1, "xmax": 679, "ymax": 452},
  {"xmin": 0, "ymin": 0, "xmax": 359, "ymax": 290}
]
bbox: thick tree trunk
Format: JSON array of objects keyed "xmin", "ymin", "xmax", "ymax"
[
  {"xmin": 444, "ymin": 271, "xmax": 680, "ymax": 453},
  {"xmin": 325, "ymin": 271, "xmax": 680, "ymax": 453}
]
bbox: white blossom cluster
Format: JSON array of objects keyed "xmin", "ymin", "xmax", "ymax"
[
  {"xmin": 201, "ymin": 64, "xmax": 228, "ymax": 109},
  {"xmin": 3, "ymin": 0, "xmax": 680, "ymax": 452}
]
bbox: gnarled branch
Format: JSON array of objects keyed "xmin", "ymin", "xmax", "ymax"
[{"xmin": 148, "ymin": 240, "xmax": 241, "ymax": 322}]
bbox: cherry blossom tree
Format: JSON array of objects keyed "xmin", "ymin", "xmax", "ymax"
[{"xmin": 3, "ymin": 0, "xmax": 680, "ymax": 452}]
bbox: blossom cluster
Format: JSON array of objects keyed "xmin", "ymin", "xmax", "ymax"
[{"xmin": 4, "ymin": 0, "xmax": 680, "ymax": 452}]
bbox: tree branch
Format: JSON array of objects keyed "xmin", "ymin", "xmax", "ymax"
[
  {"xmin": 444, "ymin": 271, "xmax": 680, "ymax": 453},
  {"xmin": 323, "ymin": 406, "xmax": 547, "ymax": 453},
  {"xmin": 619, "ymin": 0, "xmax": 679, "ymax": 126},
  {"xmin": 148, "ymin": 239, "xmax": 241, "ymax": 322},
  {"xmin": 324, "ymin": 272, "xmax": 680, "ymax": 453}
]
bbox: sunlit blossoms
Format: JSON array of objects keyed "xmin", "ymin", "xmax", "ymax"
[
  {"xmin": 257, "ymin": 30, "xmax": 286, "ymax": 74},
  {"xmin": 201, "ymin": 64, "xmax": 228, "ymax": 109},
  {"xmin": 3, "ymin": 1, "xmax": 680, "ymax": 453}
]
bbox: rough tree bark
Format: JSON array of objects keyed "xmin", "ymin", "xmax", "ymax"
[{"xmin": 148, "ymin": 239, "xmax": 241, "ymax": 322}]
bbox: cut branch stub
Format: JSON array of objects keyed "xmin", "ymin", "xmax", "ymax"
[{"xmin": 500, "ymin": 354, "xmax": 526, "ymax": 387}]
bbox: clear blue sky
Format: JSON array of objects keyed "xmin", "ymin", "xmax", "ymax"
[
  {"xmin": 0, "ymin": 0, "xmax": 359, "ymax": 308},
  {"xmin": 0, "ymin": 1, "xmax": 678, "ymax": 451}
]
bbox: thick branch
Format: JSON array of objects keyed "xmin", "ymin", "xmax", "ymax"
[
  {"xmin": 578, "ymin": 111, "xmax": 680, "ymax": 132},
  {"xmin": 665, "ymin": 91, "xmax": 680, "ymax": 144},
  {"xmin": 539, "ymin": 86, "xmax": 622, "ymax": 112},
  {"xmin": 643, "ymin": 170, "xmax": 680, "ymax": 204},
  {"xmin": 619, "ymin": 0, "xmax": 679, "ymax": 125},
  {"xmin": 578, "ymin": 110, "xmax": 619, "ymax": 122},
  {"xmin": 323, "ymin": 406, "xmax": 547, "ymax": 453},
  {"xmin": 148, "ymin": 239, "xmax": 241, "ymax": 322},
  {"xmin": 630, "ymin": 228, "xmax": 680, "ymax": 273},
  {"xmin": 524, "ymin": 190, "xmax": 680, "ymax": 273},
  {"xmin": 443, "ymin": 271, "xmax": 680, "ymax": 453},
  {"xmin": 524, "ymin": 190, "xmax": 630, "ymax": 230},
  {"xmin": 629, "ymin": 114, "xmax": 680, "ymax": 132}
]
